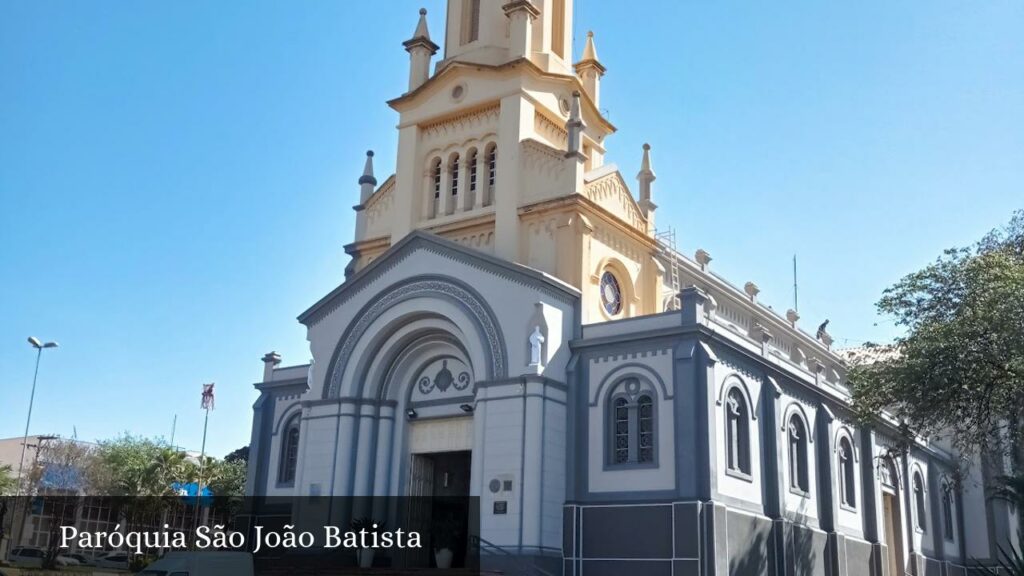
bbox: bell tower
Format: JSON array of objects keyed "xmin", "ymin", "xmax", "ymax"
[
  {"xmin": 441, "ymin": 0, "xmax": 574, "ymax": 75},
  {"xmin": 346, "ymin": 1, "xmax": 666, "ymax": 322}
]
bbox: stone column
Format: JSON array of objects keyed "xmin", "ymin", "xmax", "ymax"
[
  {"xmin": 521, "ymin": 376, "xmax": 545, "ymax": 550},
  {"xmin": 352, "ymin": 402, "xmax": 378, "ymax": 497},
  {"xmin": 392, "ymin": 125, "xmax": 420, "ymax": 237},
  {"xmin": 373, "ymin": 405, "xmax": 396, "ymax": 497},
  {"xmin": 423, "ymin": 170, "xmax": 435, "ymax": 219},
  {"xmin": 495, "ymin": 95, "xmax": 531, "ymax": 260}
]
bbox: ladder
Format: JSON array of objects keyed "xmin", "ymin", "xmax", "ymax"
[{"xmin": 655, "ymin": 227, "xmax": 681, "ymax": 310}]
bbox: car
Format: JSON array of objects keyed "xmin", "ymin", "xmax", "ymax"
[
  {"xmin": 9, "ymin": 546, "xmax": 45, "ymax": 568},
  {"xmin": 57, "ymin": 553, "xmax": 82, "ymax": 566},
  {"xmin": 137, "ymin": 551, "xmax": 254, "ymax": 576},
  {"xmin": 94, "ymin": 552, "xmax": 131, "ymax": 569},
  {"xmin": 68, "ymin": 552, "xmax": 95, "ymax": 566},
  {"xmin": 9, "ymin": 547, "xmax": 82, "ymax": 568}
]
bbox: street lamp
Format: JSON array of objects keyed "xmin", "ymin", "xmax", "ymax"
[{"xmin": 16, "ymin": 337, "xmax": 58, "ymax": 496}]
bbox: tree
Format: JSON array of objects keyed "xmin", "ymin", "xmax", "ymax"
[
  {"xmin": 0, "ymin": 464, "xmax": 15, "ymax": 495},
  {"xmin": 25, "ymin": 438, "xmax": 96, "ymax": 569},
  {"xmin": 850, "ymin": 211, "xmax": 1024, "ymax": 459},
  {"xmin": 224, "ymin": 445, "xmax": 249, "ymax": 464},
  {"xmin": 205, "ymin": 458, "xmax": 246, "ymax": 498},
  {"xmin": 91, "ymin": 434, "xmax": 187, "ymax": 497}
]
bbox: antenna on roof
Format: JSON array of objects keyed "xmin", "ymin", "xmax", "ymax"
[{"xmin": 793, "ymin": 254, "xmax": 799, "ymax": 312}]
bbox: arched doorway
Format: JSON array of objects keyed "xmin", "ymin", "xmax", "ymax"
[{"xmin": 879, "ymin": 456, "xmax": 905, "ymax": 576}]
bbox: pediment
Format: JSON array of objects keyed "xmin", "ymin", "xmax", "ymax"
[
  {"xmin": 583, "ymin": 167, "xmax": 648, "ymax": 232},
  {"xmin": 298, "ymin": 231, "xmax": 579, "ymax": 327}
]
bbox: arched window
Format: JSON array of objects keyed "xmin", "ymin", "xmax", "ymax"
[
  {"xmin": 941, "ymin": 483, "xmax": 954, "ymax": 540},
  {"xmin": 429, "ymin": 158, "xmax": 442, "ymax": 218},
  {"xmin": 725, "ymin": 388, "xmax": 751, "ymax": 476},
  {"xmin": 466, "ymin": 149, "xmax": 478, "ymax": 209},
  {"xmin": 485, "ymin": 144, "xmax": 496, "ymax": 206},
  {"xmin": 462, "ymin": 0, "xmax": 480, "ymax": 45},
  {"xmin": 913, "ymin": 471, "xmax": 926, "ymax": 531},
  {"xmin": 279, "ymin": 416, "xmax": 300, "ymax": 485},
  {"xmin": 607, "ymin": 379, "xmax": 656, "ymax": 466},
  {"xmin": 839, "ymin": 436, "xmax": 856, "ymax": 508},
  {"xmin": 448, "ymin": 154, "xmax": 460, "ymax": 215},
  {"xmin": 788, "ymin": 415, "xmax": 809, "ymax": 494}
]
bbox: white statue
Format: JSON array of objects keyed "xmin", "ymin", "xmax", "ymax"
[{"xmin": 529, "ymin": 325, "xmax": 545, "ymax": 370}]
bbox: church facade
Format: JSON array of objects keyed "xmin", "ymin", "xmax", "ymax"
[{"xmin": 245, "ymin": 2, "xmax": 1019, "ymax": 575}]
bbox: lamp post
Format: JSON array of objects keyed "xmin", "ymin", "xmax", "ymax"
[{"xmin": 16, "ymin": 337, "xmax": 58, "ymax": 496}]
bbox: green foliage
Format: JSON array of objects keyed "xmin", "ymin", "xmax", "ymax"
[
  {"xmin": 90, "ymin": 434, "xmax": 247, "ymax": 497},
  {"xmin": 850, "ymin": 211, "xmax": 1024, "ymax": 455},
  {"xmin": 0, "ymin": 464, "xmax": 16, "ymax": 495},
  {"xmin": 205, "ymin": 458, "xmax": 247, "ymax": 498},
  {"xmin": 91, "ymin": 434, "xmax": 186, "ymax": 496},
  {"xmin": 224, "ymin": 445, "xmax": 249, "ymax": 463}
]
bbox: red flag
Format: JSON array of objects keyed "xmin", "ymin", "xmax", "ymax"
[{"xmin": 201, "ymin": 383, "xmax": 215, "ymax": 410}]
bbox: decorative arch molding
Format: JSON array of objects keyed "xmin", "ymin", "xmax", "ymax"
[
  {"xmin": 833, "ymin": 426, "xmax": 860, "ymax": 461},
  {"xmin": 592, "ymin": 255, "xmax": 638, "ymax": 288},
  {"xmin": 876, "ymin": 452, "xmax": 903, "ymax": 490},
  {"xmin": 272, "ymin": 402, "xmax": 303, "ymax": 435},
  {"xmin": 716, "ymin": 374, "xmax": 758, "ymax": 421},
  {"xmin": 590, "ymin": 362, "xmax": 670, "ymax": 406},
  {"xmin": 911, "ymin": 462, "xmax": 928, "ymax": 495},
  {"xmin": 377, "ymin": 331, "xmax": 470, "ymax": 401},
  {"xmin": 323, "ymin": 275, "xmax": 507, "ymax": 399},
  {"xmin": 781, "ymin": 402, "xmax": 814, "ymax": 443}
]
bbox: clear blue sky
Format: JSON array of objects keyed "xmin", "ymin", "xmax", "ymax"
[{"xmin": 1, "ymin": 1, "xmax": 1021, "ymax": 459}]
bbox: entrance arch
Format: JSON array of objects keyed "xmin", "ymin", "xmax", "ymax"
[{"xmin": 323, "ymin": 275, "xmax": 508, "ymax": 400}]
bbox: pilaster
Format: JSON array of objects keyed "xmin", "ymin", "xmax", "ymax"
[{"xmin": 495, "ymin": 94, "xmax": 531, "ymax": 261}]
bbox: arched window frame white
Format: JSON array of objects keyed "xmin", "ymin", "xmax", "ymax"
[
  {"xmin": 605, "ymin": 377, "xmax": 657, "ymax": 469},
  {"xmin": 941, "ymin": 480, "xmax": 955, "ymax": 541},
  {"xmin": 724, "ymin": 387, "xmax": 752, "ymax": 479},
  {"xmin": 278, "ymin": 414, "xmax": 301, "ymax": 486},
  {"xmin": 426, "ymin": 156, "xmax": 442, "ymax": 219},
  {"xmin": 465, "ymin": 147, "xmax": 479, "ymax": 210},
  {"xmin": 838, "ymin": 435, "xmax": 857, "ymax": 509},
  {"xmin": 913, "ymin": 469, "xmax": 927, "ymax": 533},
  {"xmin": 787, "ymin": 413, "xmax": 811, "ymax": 495},
  {"xmin": 447, "ymin": 152, "xmax": 460, "ymax": 215},
  {"xmin": 484, "ymin": 143, "xmax": 497, "ymax": 206}
]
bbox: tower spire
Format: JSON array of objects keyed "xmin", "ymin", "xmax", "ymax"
[
  {"xmin": 637, "ymin": 143, "xmax": 657, "ymax": 227},
  {"xmin": 575, "ymin": 31, "xmax": 606, "ymax": 107},
  {"xmin": 581, "ymin": 30, "xmax": 600, "ymax": 64},
  {"xmin": 359, "ymin": 150, "xmax": 376, "ymax": 202},
  {"xmin": 412, "ymin": 7, "xmax": 430, "ymax": 40},
  {"xmin": 403, "ymin": 8, "xmax": 439, "ymax": 92},
  {"xmin": 353, "ymin": 149, "xmax": 377, "ymax": 248}
]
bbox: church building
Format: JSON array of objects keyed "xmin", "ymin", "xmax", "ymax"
[{"xmin": 245, "ymin": 2, "xmax": 1019, "ymax": 575}]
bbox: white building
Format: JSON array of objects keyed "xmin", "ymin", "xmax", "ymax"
[{"xmin": 245, "ymin": 2, "xmax": 1020, "ymax": 574}]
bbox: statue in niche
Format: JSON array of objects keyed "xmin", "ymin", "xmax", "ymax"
[{"xmin": 529, "ymin": 326, "xmax": 545, "ymax": 371}]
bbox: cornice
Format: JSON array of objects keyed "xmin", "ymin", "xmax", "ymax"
[
  {"xmin": 299, "ymin": 230, "xmax": 580, "ymax": 327},
  {"xmin": 387, "ymin": 58, "xmax": 615, "ymax": 134}
]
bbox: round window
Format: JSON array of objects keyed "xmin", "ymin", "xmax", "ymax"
[{"xmin": 600, "ymin": 271, "xmax": 623, "ymax": 315}]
